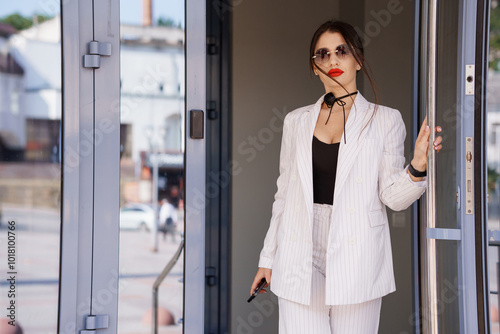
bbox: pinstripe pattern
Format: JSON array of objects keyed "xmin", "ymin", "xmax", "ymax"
[
  {"xmin": 279, "ymin": 266, "xmax": 382, "ymax": 334},
  {"xmin": 313, "ymin": 203, "xmax": 332, "ymax": 276},
  {"xmin": 258, "ymin": 92, "xmax": 426, "ymax": 306}
]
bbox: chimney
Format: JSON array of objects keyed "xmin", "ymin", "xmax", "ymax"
[{"xmin": 143, "ymin": 0, "xmax": 152, "ymax": 26}]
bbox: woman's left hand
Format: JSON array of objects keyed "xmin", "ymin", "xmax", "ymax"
[{"xmin": 410, "ymin": 116, "xmax": 443, "ymax": 174}]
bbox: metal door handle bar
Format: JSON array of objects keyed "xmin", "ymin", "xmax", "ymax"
[
  {"xmin": 424, "ymin": 0, "xmax": 438, "ymax": 332},
  {"xmin": 152, "ymin": 237, "xmax": 184, "ymax": 334}
]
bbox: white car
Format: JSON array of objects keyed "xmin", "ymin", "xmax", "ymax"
[{"xmin": 119, "ymin": 204, "xmax": 156, "ymax": 231}]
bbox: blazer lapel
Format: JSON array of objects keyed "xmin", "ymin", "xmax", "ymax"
[
  {"xmin": 295, "ymin": 92, "xmax": 373, "ymax": 225},
  {"xmin": 333, "ymin": 92, "xmax": 372, "ymax": 205},
  {"xmin": 296, "ymin": 94, "xmax": 325, "ymax": 228}
]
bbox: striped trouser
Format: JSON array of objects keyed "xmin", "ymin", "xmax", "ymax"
[{"xmin": 278, "ymin": 203, "xmax": 382, "ymax": 334}]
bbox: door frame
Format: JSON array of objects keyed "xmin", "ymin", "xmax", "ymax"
[
  {"xmin": 59, "ymin": 0, "xmax": 98, "ymax": 331},
  {"xmin": 58, "ymin": 0, "xmax": 121, "ymax": 332},
  {"xmin": 473, "ymin": 0, "xmax": 491, "ymax": 331},
  {"xmin": 184, "ymin": 0, "xmax": 207, "ymax": 331},
  {"xmin": 415, "ymin": 0, "xmax": 491, "ymax": 332},
  {"xmin": 205, "ymin": 1, "xmax": 232, "ymax": 332}
]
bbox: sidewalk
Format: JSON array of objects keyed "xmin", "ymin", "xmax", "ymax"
[{"xmin": 0, "ymin": 205, "xmax": 183, "ymax": 334}]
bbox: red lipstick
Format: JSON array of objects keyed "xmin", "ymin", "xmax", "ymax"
[{"xmin": 328, "ymin": 69, "xmax": 344, "ymax": 77}]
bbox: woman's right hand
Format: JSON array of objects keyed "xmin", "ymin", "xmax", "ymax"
[{"xmin": 250, "ymin": 267, "xmax": 272, "ymax": 296}]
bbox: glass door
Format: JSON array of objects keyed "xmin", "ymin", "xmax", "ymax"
[
  {"xmin": 116, "ymin": 0, "xmax": 186, "ymax": 333},
  {"xmin": 0, "ymin": 3, "xmax": 62, "ymax": 333},
  {"xmin": 418, "ymin": 0, "xmax": 491, "ymax": 332},
  {"xmin": 485, "ymin": 0, "xmax": 500, "ymax": 333},
  {"xmin": 0, "ymin": 0, "xmax": 207, "ymax": 332}
]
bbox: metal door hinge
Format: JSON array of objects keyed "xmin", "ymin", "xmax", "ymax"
[
  {"xmin": 80, "ymin": 314, "xmax": 110, "ymax": 334},
  {"xmin": 465, "ymin": 137, "xmax": 473, "ymax": 214},
  {"xmin": 207, "ymin": 36, "xmax": 218, "ymax": 55},
  {"xmin": 206, "ymin": 267, "xmax": 217, "ymax": 286},
  {"xmin": 207, "ymin": 101, "xmax": 218, "ymax": 120},
  {"xmin": 83, "ymin": 41, "xmax": 112, "ymax": 69}
]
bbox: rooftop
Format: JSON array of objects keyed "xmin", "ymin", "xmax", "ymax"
[
  {"xmin": 0, "ymin": 52, "xmax": 23, "ymax": 75},
  {"xmin": 0, "ymin": 22, "xmax": 17, "ymax": 38}
]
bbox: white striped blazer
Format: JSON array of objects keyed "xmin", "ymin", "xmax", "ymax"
[{"xmin": 258, "ymin": 92, "xmax": 426, "ymax": 306}]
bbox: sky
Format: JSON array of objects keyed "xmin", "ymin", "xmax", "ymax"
[{"xmin": 0, "ymin": 0, "xmax": 185, "ymax": 27}]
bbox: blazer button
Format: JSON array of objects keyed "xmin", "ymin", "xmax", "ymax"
[
  {"xmin": 356, "ymin": 176, "xmax": 363, "ymax": 184},
  {"xmin": 349, "ymin": 207, "xmax": 355, "ymax": 214}
]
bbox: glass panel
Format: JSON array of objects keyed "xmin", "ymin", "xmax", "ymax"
[
  {"xmin": 419, "ymin": 0, "xmax": 460, "ymax": 331},
  {"xmin": 117, "ymin": 1, "xmax": 184, "ymax": 332},
  {"xmin": 487, "ymin": 1, "xmax": 500, "ymax": 332},
  {"xmin": 434, "ymin": 0, "xmax": 460, "ymax": 330},
  {"xmin": 0, "ymin": 4, "xmax": 61, "ymax": 333}
]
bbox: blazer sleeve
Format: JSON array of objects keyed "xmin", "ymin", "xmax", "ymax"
[
  {"xmin": 258, "ymin": 113, "xmax": 293, "ymax": 269},
  {"xmin": 378, "ymin": 109, "xmax": 426, "ymax": 211}
]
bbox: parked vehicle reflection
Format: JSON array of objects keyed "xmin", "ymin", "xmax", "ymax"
[{"xmin": 119, "ymin": 203, "xmax": 155, "ymax": 231}]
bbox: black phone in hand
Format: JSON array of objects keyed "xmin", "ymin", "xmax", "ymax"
[{"xmin": 247, "ymin": 278, "xmax": 267, "ymax": 303}]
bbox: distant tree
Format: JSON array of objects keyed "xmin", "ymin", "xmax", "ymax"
[
  {"xmin": 0, "ymin": 13, "xmax": 32, "ymax": 30},
  {"xmin": 157, "ymin": 16, "xmax": 176, "ymax": 27},
  {"xmin": 34, "ymin": 14, "xmax": 52, "ymax": 25},
  {"xmin": 0, "ymin": 13, "xmax": 54, "ymax": 31},
  {"xmin": 490, "ymin": 1, "xmax": 500, "ymax": 70},
  {"xmin": 489, "ymin": 166, "xmax": 499, "ymax": 195}
]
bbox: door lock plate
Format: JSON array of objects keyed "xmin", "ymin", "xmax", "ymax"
[
  {"xmin": 465, "ymin": 65, "xmax": 474, "ymax": 95},
  {"xmin": 465, "ymin": 137, "xmax": 473, "ymax": 214}
]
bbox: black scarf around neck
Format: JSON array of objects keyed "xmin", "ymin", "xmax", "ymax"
[{"xmin": 323, "ymin": 91, "xmax": 357, "ymax": 144}]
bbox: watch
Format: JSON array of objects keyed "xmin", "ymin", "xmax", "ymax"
[{"xmin": 408, "ymin": 163, "xmax": 427, "ymax": 177}]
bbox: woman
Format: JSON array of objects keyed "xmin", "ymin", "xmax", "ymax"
[{"xmin": 250, "ymin": 20, "xmax": 443, "ymax": 333}]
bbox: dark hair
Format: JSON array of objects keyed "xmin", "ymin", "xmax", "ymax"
[{"xmin": 309, "ymin": 20, "xmax": 378, "ymax": 126}]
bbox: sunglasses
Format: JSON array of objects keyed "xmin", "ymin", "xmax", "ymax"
[{"xmin": 312, "ymin": 44, "xmax": 352, "ymax": 64}]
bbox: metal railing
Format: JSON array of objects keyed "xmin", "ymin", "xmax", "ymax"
[{"xmin": 152, "ymin": 237, "xmax": 184, "ymax": 334}]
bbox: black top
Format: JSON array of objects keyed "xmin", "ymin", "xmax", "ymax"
[{"xmin": 312, "ymin": 136, "xmax": 340, "ymax": 205}]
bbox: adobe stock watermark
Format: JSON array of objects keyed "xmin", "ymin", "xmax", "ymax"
[
  {"xmin": 236, "ymin": 107, "xmax": 288, "ymax": 162},
  {"xmin": 408, "ymin": 73, "xmax": 494, "ymax": 156},
  {"xmin": 236, "ymin": 260, "xmax": 311, "ymax": 333},
  {"xmin": 212, "ymin": 0, "xmax": 244, "ymax": 20},
  {"xmin": 58, "ymin": 268, "xmax": 131, "ymax": 334},
  {"xmin": 37, "ymin": 0, "xmax": 71, "ymax": 16},
  {"xmin": 355, "ymin": 0, "xmax": 406, "ymax": 47},
  {"xmin": 59, "ymin": 62, "xmax": 173, "ymax": 176},
  {"xmin": 236, "ymin": 297, "xmax": 278, "ymax": 334},
  {"xmin": 184, "ymin": 106, "xmax": 288, "ymax": 222},
  {"xmin": 397, "ymin": 276, "xmax": 463, "ymax": 333}
]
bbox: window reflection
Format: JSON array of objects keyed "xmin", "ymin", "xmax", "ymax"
[
  {"xmin": 0, "ymin": 7, "xmax": 61, "ymax": 334},
  {"xmin": 488, "ymin": 2, "xmax": 500, "ymax": 331},
  {"xmin": 117, "ymin": 0, "xmax": 185, "ymax": 332}
]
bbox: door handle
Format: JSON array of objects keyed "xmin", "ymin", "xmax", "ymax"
[{"xmin": 423, "ymin": 0, "xmax": 439, "ymax": 333}]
